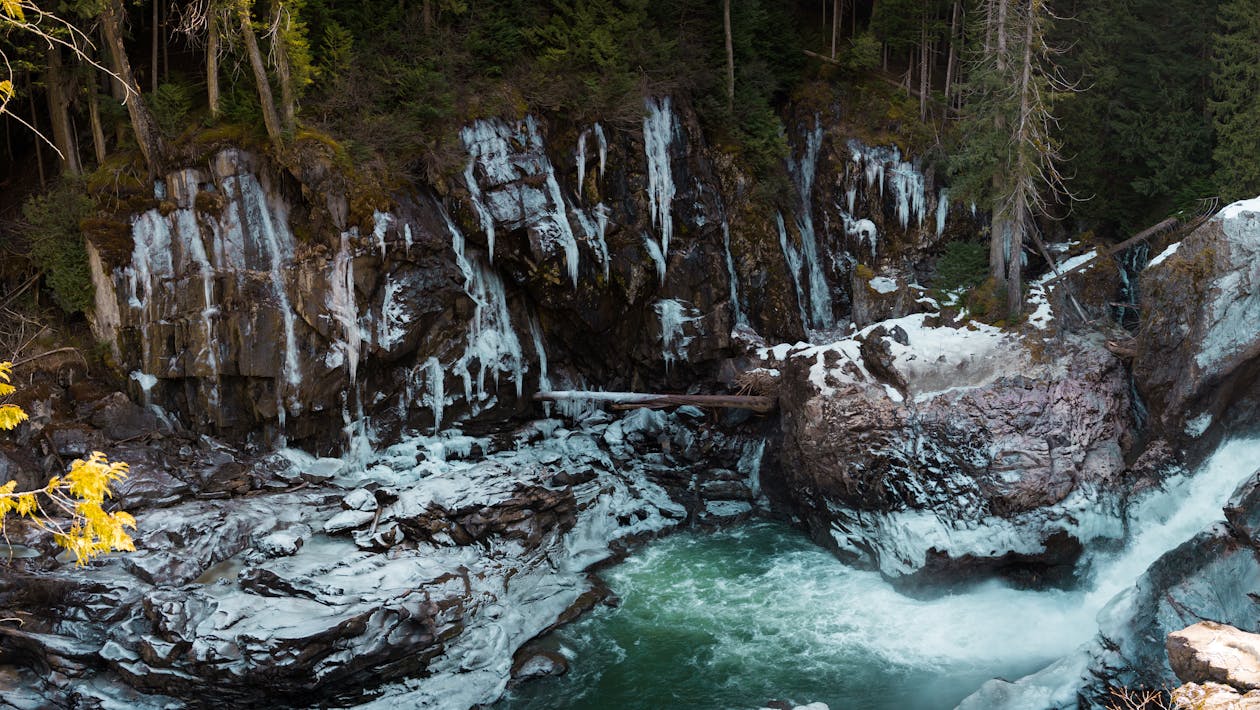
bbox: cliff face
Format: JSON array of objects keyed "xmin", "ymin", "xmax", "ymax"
[{"xmin": 85, "ymin": 98, "xmax": 965, "ymax": 453}]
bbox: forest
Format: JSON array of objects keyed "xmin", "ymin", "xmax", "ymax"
[{"xmin": 0, "ymin": 0, "xmax": 1258, "ymax": 321}]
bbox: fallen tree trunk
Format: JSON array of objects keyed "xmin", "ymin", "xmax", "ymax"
[{"xmin": 533, "ymin": 391, "xmax": 776, "ymax": 413}]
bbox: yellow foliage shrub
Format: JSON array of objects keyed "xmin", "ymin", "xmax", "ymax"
[{"xmin": 0, "ymin": 361, "xmax": 135, "ymax": 565}]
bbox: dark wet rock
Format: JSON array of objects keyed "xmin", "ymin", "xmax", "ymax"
[
  {"xmin": 510, "ymin": 647, "xmax": 569, "ymax": 683},
  {"xmin": 86, "ymin": 392, "xmax": 161, "ymax": 442}
]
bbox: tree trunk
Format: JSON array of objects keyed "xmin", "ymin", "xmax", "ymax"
[
  {"xmin": 44, "ymin": 47, "xmax": 82, "ymax": 175},
  {"xmin": 1007, "ymin": 0, "xmax": 1037, "ymax": 317},
  {"xmin": 831, "ymin": 0, "xmax": 840, "ymax": 58},
  {"xmin": 101, "ymin": 0, "xmax": 165, "ymax": 174},
  {"xmin": 151, "ymin": 0, "xmax": 159, "ymax": 94},
  {"xmin": 724, "ymin": 0, "xmax": 734, "ymax": 113},
  {"xmin": 423, "ymin": 0, "xmax": 432, "ymax": 34},
  {"xmin": 207, "ymin": 8, "xmax": 221, "ymax": 120},
  {"xmin": 238, "ymin": 1, "xmax": 284, "ymax": 148},
  {"xmin": 989, "ymin": 0, "xmax": 1010, "ymax": 288},
  {"xmin": 29, "ymin": 90, "xmax": 45, "ymax": 190},
  {"xmin": 270, "ymin": 2, "xmax": 297, "ymax": 132},
  {"xmin": 944, "ymin": 0, "xmax": 960, "ymax": 103},
  {"xmin": 919, "ymin": 23, "xmax": 929, "ymax": 121},
  {"xmin": 88, "ymin": 91, "xmax": 107, "ymax": 164}
]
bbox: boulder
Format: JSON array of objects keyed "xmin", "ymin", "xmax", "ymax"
[
  {"xmin": 771, "ymin": 315, "xmax": 1133, "ymax": 585},
  {"xmin": 1172, "ymin": 682, "xmax": 1260, "ymax": 709},
  {"xmin": 1168, "ymin": 622, "xmax": 1260, "ymax": 691}
]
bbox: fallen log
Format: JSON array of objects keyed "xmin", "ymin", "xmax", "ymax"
[{"xmin": 533, "ymin": 391, "xmax": 776, "ymax": 413}]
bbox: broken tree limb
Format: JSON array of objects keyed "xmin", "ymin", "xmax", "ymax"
[
  {"xmin": 1042, "ymin": 216, "xmax": 1186, "ymax": 285},
  {"xmin": 533, "ymin": 391, "xmax": 776, "ymax": 413}
]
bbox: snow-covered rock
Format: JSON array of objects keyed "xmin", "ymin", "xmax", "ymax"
[
  {"xmin": 767, "ymin": 314, "xmax": 1134, "ymax": 585},
  {"xmin": 1135, "ymin": 195, "xmax": 1260, "ymax": 445}
]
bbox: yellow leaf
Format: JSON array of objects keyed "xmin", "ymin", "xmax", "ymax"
[
  {"xmin": 0, "ymin": 404, "xmax": 28, "ymax": 430},
  {"xmin": 0, "ymin": 361, "xmax": 10, "ymax": 382},
  {"xmin": 0, "ymin": 80, "xmax": 10, "ymax": 102},
  {"xmin": 1, "ymin": 0, "xmax": 25, "ymax": 22}
]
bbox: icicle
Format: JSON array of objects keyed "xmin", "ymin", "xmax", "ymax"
[
  {"xmin": 529, "ymin": 313, "xmax": 551, "ymax": 392},
  {"xmin": 643, "ymin": 233, "xmax": 667, "ymax": 285},
  {"xmin": 442, "ymin": 206, "xmax": 525, "ymax": 409},
  {"xmin": 786, "ymin": 119, "xmax": 833, "ymax": 329},
  {"xmin": 403, "ymin": 223, "xmax": 413, "ymax": 254},
  {"xmin": 574, "ymin": 205, "xmax": 611, "ymax": 278},
  {"xmin": 655, "ymin": 299, "xmax": 700, "ymax": 370},
  {"xmin": 594, "ymin": 122, "xmax": 607, "ymax": 181},
  {"xmin": 890, "ymin": 161, "xmax": 927, "ymax": 229},
  {"xmin": 542, "ymin": 169, "xmax": 581, "ymax": 287},
  {"xmin": 459, "ymin": 122, "xmax": 502, "ymax": 261},
  {"xmin": 329, "ymin": 231, "xmax": 363, "ymax": 385},
  {"xmin": 373, "ymin": 211, "xmax": 392, "ymax": 259},
  {"xmin": 576, "ymin": 129, "xmax": 588, "ymax": 201},
  {"xmin": 722, "ymin": 221, "xmax": 745, "ymax": 326},
  {"xmin": 776, "ymin": 212, "xmax": 809, "ymax": 329},
  {"xmin": 424, "ymin": 356, "xmax": 444, "ymax": 434},
  {"xmin": 643, "ymin": 97, "xmax": 676, "ymax": 274},
  {"xmin": 236, "ymin": 174, "xmax": 302, "ymax": 424},
  {"xmin": 376, "ymin": 275, "xmax": 409, "ymax": 352},
  {"xmin": 936, "ymin": 188, "xmax": 950, "ymax": 237}
]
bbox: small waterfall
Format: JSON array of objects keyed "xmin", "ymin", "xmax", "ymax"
[
  {"xmin": 179, "ymin": 205, "xmax": 221, "ymax": 408},
  {"xmin": 376, "ymin": 274, "xmax": 410, "ymax": 353},
  {"xmin": 776, "ymin": 212, "xmax": 809, "ymax": 329},
  {"xmin": 655, "ymin": 299, "xmax": 699, "ymax": 369},
  {"xmin": 786, "ymin": 119, "xmax": 833, "ymax": 330},
  {"xmin": 721, "ymin": 221, "xmax": 746, "ymax": 326},
  {"xmin": 643, "ymin": 97, "xmax": 676, "ymax": 277},
  {"xmin": 541, "ymin": 166, "xmax": 582, "ymax": 287}
]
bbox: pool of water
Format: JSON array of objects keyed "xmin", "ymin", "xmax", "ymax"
[
  {"xmin": 498, "ymin": 521, "xmax": 1085, "ymax": 710},
  {"xmin": 498, "ymin": 438, "xmax": 1260, "ymax": 710}
]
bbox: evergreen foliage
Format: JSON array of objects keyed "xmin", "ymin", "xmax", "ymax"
[
  {"xmin": 1210, "ymin": 0, "xmax": 1260, "ymax": 202},
  {"xmin": 21, "ymin": 178, "xmax": 95, "ymax": 314},
  {"xmin": 1056, "ymin": 0, "xmax": 1219, "ymax": 235}
]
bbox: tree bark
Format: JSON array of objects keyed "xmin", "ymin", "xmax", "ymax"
[
  {"xmin": 207, "ymin": 7, "xmax": 221, "ymax": 119},
  {"xmin": 944, "ymin": 0, "xmax": 960, "ymax": 104},
  {"xmin": 831, "ymin": 0, "xmax": 840, "ymax": 58},
  {"xmin": 151, "ymin": 0, "xmax": 159, "ymax": 94},
  {"xmin": 919, "ymin": 22, "xmax": 929, "ymax": 120},
  {"xmin": 989, "ymin": 0, "xmax": 1010, "ymax": 289},
  {"xmin": 29, "ymin": 90, "xmax": 45, "ymax": 190},
  {"xmin": 100, "ymin": 0, "xmax": 165, "ymax": 174},
  {"xmin": 1007, "ymin": 0, "xmax": 1037, "ymax": 317},
  {"xmin": 88, "ymin": 90, "xmax": 107, "ymax": 164},
  {"xmin": 724, "ymin": 0, "xmax": 734, "ymax": 113},
  {"xmin": 270, "ymin": 2, "xmax": 297, "ymax": 133},
  {"xmin": 423, "ymin": 0, "xmax": 432, "ymax": 34},
  {"xmin": 44, "ymin": 47, "xmax": 82, "ymax": 175},
  {"xmin": 238, "ymin": 0, "xmax": 284, "ymax": 148}
]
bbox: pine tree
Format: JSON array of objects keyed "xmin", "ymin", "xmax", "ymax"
[
  {"xmin": 952, "ymin": 0, "xmax": 1069, "ymax": 318},
  {"xmin": 1210, "ymin": 0, "xmax": 1260, "ymax": 202}
]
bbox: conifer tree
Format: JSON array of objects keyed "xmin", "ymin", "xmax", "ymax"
[{"xmin": 1210, "ymin": 0, "xmax": 1260, "ymax": 202}]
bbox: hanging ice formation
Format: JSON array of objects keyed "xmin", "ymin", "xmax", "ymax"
[
  {"xmin": 461, "ymin": 117, "xmax": 581, "ymax": 287},
  {"xmin": 936, "ymin": 188, "xmax": 950, "ymax": 237},
  {"xmin": 784, "ymin": 119, "xmax": 833, "ymax": 329},
  {"xmin": 655, "ymin": 299, "xmax": 700, "ymax": 369},
  {"xmin": 643, "ymin": 97, "xmax": 676, "ymax": 280},
  {"xmin": 722, "ymin": 221, "xmax": 746, "ymax": 326},
  {"xmin": 594, "ymin": 122, "xmax": 607, "ymax": 181},
  {"xmin": 643, "ymin": 233, "xmax": 667, "ymax": 285},
  {"xmin": 776, "ymin": 212, "xmax": 810, "ymax": 329},
  {"xmin": 576, "ymin": 130, "xmax": 588, "ymax": 201},
  {"xmin": 442, "ymin": 207, "xmax": 525, "ymax": 414},
  {"xmin": 847, "ymin": 139, "xmax": 951, "ymax": 236},
  {"xmin": 574, "ymin": 204, "xmax": 612, "ymax": 278},
  {"xmin": 329, "ymin": 231, "xmax": 364, "ymax": 385}
]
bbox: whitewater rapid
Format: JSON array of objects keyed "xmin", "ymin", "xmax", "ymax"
[{"xmin": 500, "ymin": 438, "xmax": 1260, "ymax": 709}]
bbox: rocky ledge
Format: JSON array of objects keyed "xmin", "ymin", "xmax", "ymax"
[{"xmin": 0, "ymin": 401, "xmax": 772, "ymax": 708}]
